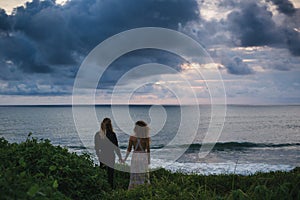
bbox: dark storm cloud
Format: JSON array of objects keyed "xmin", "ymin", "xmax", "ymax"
[
  {"xmin": 268, "ymin": 0, "xmax": 296, "ymax": 16},
  {"xmin": 0, "ymin": 8, "xmax": 10, "ymax": 33},
  {"xmin": 1, "ymin": 0, "xmax": 199, "ymax": 68},
  {"xmin": 13, "ymin": 0, "xmax": 198, "ymax": 68},
  {"xmin": 0, "ymin": 32, "xmax": 53, "ymax": 73},
  {"xmin": 0, "ymin": 0, "xmax": 199, "ymax": 95},
  {"xmin": 227, "ymin": 2, "xmax": 282, "ymax": 47},
  {"xmin": 226, "ymin": 0, "xmax": 300, "ymax": 57}
]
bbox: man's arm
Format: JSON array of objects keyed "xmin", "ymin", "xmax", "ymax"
[{"xmin": 112, "ymin": 133, "xmax": 122, "ymax": 160}]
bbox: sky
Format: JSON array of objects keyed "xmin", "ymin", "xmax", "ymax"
[{"xmin": 0, "ymin": 0, "xmax": 299, "ymax": 105}]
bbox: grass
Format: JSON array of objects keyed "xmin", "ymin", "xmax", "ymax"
[{"xmin": 0, "ymin": 135, "xmax": 299, "ymax": 199}]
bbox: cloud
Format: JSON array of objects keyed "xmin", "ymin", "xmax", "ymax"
[
  {"xmin": 223, "ymin": 0, "xmax": 300, "ymax": 57},
  {"xmin": 221, "ymin": 56, "xmax": 254, "ymax": 75},
  {"xmin": 0, "ymin": 32, "xmax": 53, "ymax": 73},
  {"xmin": 0, "ymin": 8, "xmax": 10, "ymax": 32},
  {"xmin": 268, "ymin": 0, "xmax": 296, "ymax": 16},
  {"xmin": 98, "ymin": 49, "xmax": 185, "ymax": 89},
  {"xmin": 1, "ymin": 0, "xmax": 199, "ymax": 72},
  {"xmin": 285, "ymin": 26, "xmax": 300, "ymax": 56},
  {"xmin": 183, "ymin": 0, "xmax": 300, "ymax": 61},
  {"xmin": 0, "ymin": 0, "xmax": 299, "ymax": 104},
  {"xmin": 0, "ymin": 0, "xmax": 200, "ymax": 95},
  {"xmin": 227, "ymin": 1, "xmax": 282, "ymax": 47}
]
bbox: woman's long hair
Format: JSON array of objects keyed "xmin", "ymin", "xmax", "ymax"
[
  {"xmin": 100, "ymin": 118, "xmax": 113, "ymax": 139},
  {"xmin": 134, "ymin": 120, "xmax": 150, "ymax": 140}
]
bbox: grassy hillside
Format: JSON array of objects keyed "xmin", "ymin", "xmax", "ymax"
[{"xmin": 0, "ymin": 135, "xmax": 299, "ymax": 199}]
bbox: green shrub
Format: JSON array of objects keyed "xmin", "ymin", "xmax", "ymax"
[
  {"xmin": 0, "ymin": 135, "xmax": 109, "ymax": 199},
  {"xmin": 0, "ymin": 135, "xmax": 299, "ymax": 200}
]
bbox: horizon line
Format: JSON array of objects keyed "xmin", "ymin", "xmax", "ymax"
[{"xmin": 0, "ymin": 103, "xmax": 300, "ymax": 107}]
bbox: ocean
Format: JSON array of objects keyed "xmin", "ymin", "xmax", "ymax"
[{"xmin": 0, "ymin": 105, "xmax": 299, "ymax": 175}]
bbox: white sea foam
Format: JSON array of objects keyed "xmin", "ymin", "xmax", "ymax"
[{"xmin": 150, "ymin": 159, "xmax": 295, "ymax": 175}]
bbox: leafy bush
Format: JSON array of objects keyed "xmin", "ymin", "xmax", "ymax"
[
  {"xmin": 0, "ymin": 135, "xmax": 299, "ymax": 200},
  {"xmin": 107, "ymin": 168, "xmax": 300, "ymax": 200},
  {"xmin": 0, "ymin": 135, "xmax": 109, "ymax": 199}
]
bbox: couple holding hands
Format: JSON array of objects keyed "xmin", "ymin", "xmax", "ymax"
[{"xmin": 94, "ymin": 118, "xmax": 150, "ymax": 189}]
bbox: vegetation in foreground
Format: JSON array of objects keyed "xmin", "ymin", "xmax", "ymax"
[{"xmin": 0, "ymin": 135, "xmax": 299, "ymax": 200}]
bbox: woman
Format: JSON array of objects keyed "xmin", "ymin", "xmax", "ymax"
[
  {"xmin": 124, "ymin": 120, "xmax": 150, "ymax": 189},
  {"xmin": 94, "ymin": 118, "xmax": 123, "ymax": 188}
]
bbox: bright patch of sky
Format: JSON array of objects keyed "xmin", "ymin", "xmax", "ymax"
[{"xmin": 0, "ymin": 0, "xmax": 67, "ymax": 14}]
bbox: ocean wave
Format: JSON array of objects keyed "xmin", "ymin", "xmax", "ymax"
[
  {"xmin": 119, "ymin": 142, "xmax": 300, "ymax": 152},
  {"xmin": 186, "ymin": 142, "xmax": 300, "ymax": 152},
  {"xmin": 67, "ymin": 145, "xmax": 88, "ymax": 150},
  {"xmin": 70, "ymin": 142, "xmax": 300, "ymax": 153}
]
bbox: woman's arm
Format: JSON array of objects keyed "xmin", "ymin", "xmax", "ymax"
[{"xmin": 124, "ymin": 137, "xmax": 133, "ymax": 162}]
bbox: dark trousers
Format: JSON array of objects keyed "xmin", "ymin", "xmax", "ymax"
[{"xmin": 100, "ymin": 162, "xmax": 115, "ymax": 188}]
